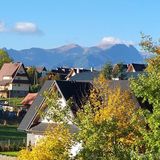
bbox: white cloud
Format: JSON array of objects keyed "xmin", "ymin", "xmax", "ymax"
[
  {"xmin": 0, "ymin": 21, "xmax": 6, "ymax": 32},
  {"xmin": 13, "ymin": 22, "xmax": 41, "ymax": 34},
  {"xmin": 99, "ymin": 36, "xmax": 134, "ymax": 49}
]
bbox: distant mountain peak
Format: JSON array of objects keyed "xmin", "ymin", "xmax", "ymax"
[
  {"xmin": 57, "ymin": 43, "xmax": 82, "ymax": 52},
  {"xmin": 98, "ymin": 37, "xmax": 134, "ymax": 50},
  {"xmin": 6, "ymin": 43, "xmax": 144, "ymax": 69}
]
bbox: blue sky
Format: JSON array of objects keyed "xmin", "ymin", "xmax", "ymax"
[{"xmin": 0, "ymin": 0, "xmax": 160, "ymax": 49}]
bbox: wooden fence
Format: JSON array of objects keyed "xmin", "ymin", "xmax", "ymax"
[{"xmin": 0, "ymin": 138, "xmax": 26, "ymax": 151}]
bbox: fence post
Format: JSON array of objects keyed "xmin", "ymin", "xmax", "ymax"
[{"xmin": 8, "ymin": 139, "xmax": 10, "ymax": 147}]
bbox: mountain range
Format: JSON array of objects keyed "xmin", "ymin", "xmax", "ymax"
[{"xmin": 4, "ymin": 43, "xmax": 145, "ymax": 69}]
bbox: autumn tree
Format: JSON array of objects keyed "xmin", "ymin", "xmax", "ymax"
[
  {"xmin": 112, "ymin": 63, "xmax": 126, "ymax": 79},
  {"xmin": 130, "ymin": 34, "xmax": 160, "ymax": 159},
  {"xmin": 18, "ymin": 74, "xmax": 142, "ymax": 159},
  {"xmin": 18, "ymin": 124, "xmax": 73, "ymax": 160},
  {"xmin": 74, "ymin": 74, "xmax": 142, "ymax": 159},
  {"xmin": 101, "ymin": 62, "xmax": 126, "ymax": 80},
  {"xmin": 0, "ymin": 49, "xmax": 12, "ymax": 69}
]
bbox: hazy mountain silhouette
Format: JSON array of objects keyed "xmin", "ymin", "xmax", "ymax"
[{"xmin": 4, "ymin": 43, "xmax": 144, "ymax": 69}]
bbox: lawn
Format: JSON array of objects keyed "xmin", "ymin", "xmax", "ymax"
[
  {"xmin": 0, "ymin": 151, "xmax": 18, "ymax": 157},
  {"xmin": 0, "ymin": 97, "xmax": 23, "ymax": 107},
  {"xmin": 0, "ymin": 125, "xmax": 26, "ymax": 140}
]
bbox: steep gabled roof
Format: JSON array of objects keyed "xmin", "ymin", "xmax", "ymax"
[
  {"xmin": 18, "ymin": 80, "xmax": 55, "ymax": 131},
  {"xmin": 0, "ymin": 62, "xmax": 21, "ymax": 81},
  {"xmin": 18, "ymin": 80, "xmax": 91, "ymax": 132},
  {"xmin": 18, "ymin": 79, "xmax": 140, "ymax": 133},
  {"xmin": 36, "ymin": 67, "xmax": 47, "ymax": 73},
  {"xmin": 55, "ymin": 81, "xmax": 91, "ymax": 111},
  {"xmin": 128, "ymin": 63, "xmax": 147, "ymax": 72},
  {"xmin": 0, "ymin": 62, "xmax": 30, "ymax": 86}
]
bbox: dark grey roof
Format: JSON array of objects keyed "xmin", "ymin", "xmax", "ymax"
[
  {"xmin": 109, "ymin": 80, "xmax": 140, "ymax": 108},
  {"xmin": 18, "ymin": 80, "xmax": 91, "ymax": 132},
  {"xmin": 108, "ymin": 80, "xmax": 130, "ymax": 90},
  {"xmin": 30, "ymin": 122, "xmax": 78, "ymax": 134},
  {"xmin": 18, "ymin": 79, "xmax": 140, "ymax": 133},
  {"xmin": 18, "ymin": 80, "xmax": 55, "ymax": 131},
  {"xmin": 69, "ymin": 71, "xmax": 100, "ymax": 82},
  {"xmin": 124, "ymin": 72, "xmax": 145, "ymax": 79},
  {"xmin": 56, "ymin": 81, "xmax": 91, "ymax": 110},
  {"xmin": 132, "ymin": 63, "xmax": 147, "ymax": 71}
]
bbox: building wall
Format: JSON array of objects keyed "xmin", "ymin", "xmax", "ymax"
[
  {"xmin": 0, "ymin": 91, "xmax": 7, "ymax": 98},
  {"xmin": 0, "ymin": 85, "xmax": 8, "ymax": 91},
  {"xmin": 10, "ymin": 90, "xmax": 28, "ymax": 97},
  {"xmin": 2, "ymin": 76, "xmax": 12, "ymax": 80},
  {"xmin": 27, "ymin": 133, "xmax": 43, "ymax": 146},
  {"xmin": 8, "ymin": 83, "xmax": 30, "ymax": 91},
  {"xmin": 40, "ymin": 97, "xmax": 73, "ymax": 124}
]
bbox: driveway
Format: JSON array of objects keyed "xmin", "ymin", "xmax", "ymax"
[{"xmin": 0, "ymin": 155, "xmax": 17, "ymax": 160}]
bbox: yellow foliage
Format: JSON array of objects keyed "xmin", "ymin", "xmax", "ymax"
[
  {"xmin": 18, "ymin": 124, "xmax": 73, "ymax": 160},
  {"xmin": 90, "ymin": 75, "xmax": 142, "ymax": 147}
]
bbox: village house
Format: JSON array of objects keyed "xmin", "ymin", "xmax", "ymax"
[
  {"xmin": 18, "ymin": 78, "xmax": 141, "ymax": 148},
  {"xmin": 18, "ymin": 80, "xmax": 91, "ymax": 146},
  {"xmin": 112, "ymin": 63, "xmax": 147, "ymax": 80},
  {"xmin": 66, "ymin": 68, "xmax": 94, "ymax": 80},
  {"xmin": 35, "ymin": 66, "xmax": 47, "ymax": 78},
  {"xmin": 51, "ymin": 67, "xmax": 71, "ymax": 80},
  {"xmin": 0, "ymin": 62, "xmax": 31, "ymax": 98},
  {"xmin": 127, "ymin": 63, "xmax": 147, "ymax": 72},
  {"xmin": 69, "ymin": 70, "xmax": 100, "ymax": 82}
]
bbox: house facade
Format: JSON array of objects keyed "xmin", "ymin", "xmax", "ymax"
[
  {"xmin": 127, "ymin": 63, "xmax": 147, "ymax": 72},
  {"xmin": 18, "ymin": 80, "xmax": 91, "ymax": 146},
  {"xmin": 0, "ymin": 62, "xmax": 31, "ymax": 98}
]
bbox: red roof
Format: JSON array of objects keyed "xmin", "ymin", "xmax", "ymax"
[{"xmin": 21, "ymin": 93, "xmax": 38, "ymax": 105}]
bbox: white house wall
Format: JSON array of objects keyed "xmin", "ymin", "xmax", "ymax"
[
  {"xmin": 2, "ymin": 76, "xmax": 12, "ymax": 80},
  {"xmin": 40, "ymin": 97, "xmax": 74, "ymax": 124},
  {"xmin": 27, "ymin": 133, "xmax": 43, "ymax": 146}
]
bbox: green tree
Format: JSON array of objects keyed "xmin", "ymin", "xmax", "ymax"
[
  {"xmin": 26, "ymin": 66, "xmax": 37, "ymax": 85},
  {"xmin": 0, "ymin": 49, "xmax": 12, "ymax": 69},
  {"xmin": 18, "ymin": 74, "xmax": 142, "ymax": 159},
  {"xmin": 112, "ymin": 63, "xmax": 126, "ymax": 79},
  {"xmin": 74, "ymin": 75, "xmax": 142, "ymax": 160},
  {"xmin": 130, "ymin": 34, "xmax": 160, "ymax": 159},
  {"xmin": 101, "ymin": 62, "xmax": 113, "ymax": 79}
]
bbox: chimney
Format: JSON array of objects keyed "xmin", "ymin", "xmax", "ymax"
[
  {"xmin": 77, "ymin": 68, "xmax": 80, "ymax": 73},
  {"xmin": 90, "ymin": 67, "xmax": 94, "ymax": 72}
]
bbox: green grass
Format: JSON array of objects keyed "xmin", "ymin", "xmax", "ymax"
[
  {"xmin": 0, "ymin": 151, "xmax": 18, "ymax": 157},
  {"xmin": 0, "ymin": 125, "xmax": 26, "ymax": 139},
  {"xmin": 0, "ymin": 97, "xmax": 23, "ymax": 107}
]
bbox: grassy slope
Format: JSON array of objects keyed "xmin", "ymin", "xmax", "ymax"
[
  {"xmin": 0, "ymin": 98, "xmax": 23, "ymax": 107},
  {"xmin": 0, "ymin": 125, "xmax": 26, "ymax": 139}
]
